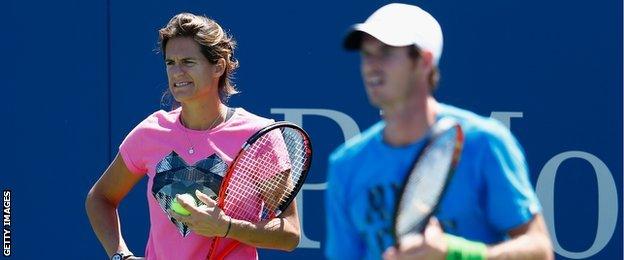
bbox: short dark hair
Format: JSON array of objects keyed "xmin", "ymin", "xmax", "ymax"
[{"xmin": 408, "ymin": 46, "xmax": 440, "ymax": 92}]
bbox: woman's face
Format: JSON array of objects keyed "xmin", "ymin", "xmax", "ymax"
[{"xmin": 165, "ymin": 37, "xmax": 223, "ymax": 104}]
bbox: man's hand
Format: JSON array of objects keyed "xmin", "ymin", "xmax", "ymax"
[{"xmin": 383, "ymin": 218, "xmax": 448, "ymax": 260}]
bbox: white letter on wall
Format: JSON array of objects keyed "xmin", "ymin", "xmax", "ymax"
[
  {"xmin": 536, "ymin": 151, "xmax": 618, "ymax": 259},
  {"xmin": 271, "ymin": 108, "xmax": 361, "ymax": 248}
]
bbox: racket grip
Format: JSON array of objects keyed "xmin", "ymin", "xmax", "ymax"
[
  {"xmin": 207, "ymin": 237, "xmax": 221, "ymax": 260},
  {"xmin": 215, "ymin": 241, "xmax": 240, "ymax": 260}
]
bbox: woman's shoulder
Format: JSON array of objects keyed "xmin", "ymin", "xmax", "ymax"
[
  {"xmin": 226, "ymin": 107, "xmax": 274, "ymax": 131},
  {"xmin": 132, "ymin": 108, "xmax": 180, "ymax": 133},
  {"xmin": 232, "ymin": 107, "xmax": 271, "ymax": 121}
]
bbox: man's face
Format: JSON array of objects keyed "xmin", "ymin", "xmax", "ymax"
[{"xmin": 360, "ymin": 35, "xmax": 420, "ymax": 108}]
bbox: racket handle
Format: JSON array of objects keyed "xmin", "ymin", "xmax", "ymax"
[
  {"xmin": 207, "ymin": 237, "xmax": 221, "ymax": 260},
  {"xmin": 215, "ymin": 241, "xmax": 240, "ymax": 260}
]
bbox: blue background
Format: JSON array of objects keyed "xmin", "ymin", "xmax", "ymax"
[{"xmin": 3, "ymin": 0, "xmax": 622, "ymax": 259}]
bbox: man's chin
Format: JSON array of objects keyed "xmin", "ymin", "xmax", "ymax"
[{"xmin": 366, "ymin": 96, "xmax": 384, "ymax": 108}]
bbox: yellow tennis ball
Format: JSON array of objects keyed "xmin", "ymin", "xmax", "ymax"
[{"xmin": 171, "ymin": 194, "xmax": 196, "ymax": 216}]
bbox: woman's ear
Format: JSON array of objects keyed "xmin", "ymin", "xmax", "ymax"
[{"xmin": 214, "ymin": 58, "xmax": 226, "ymax": 78}]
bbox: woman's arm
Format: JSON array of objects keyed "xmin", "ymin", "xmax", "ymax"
[
  {"xmin": 85, "ymin": 153, "xmax": 145, "ymax": 257},
  {"xmin": 172, "ymin": 190, "xmax": 301, "ymax": 251}
]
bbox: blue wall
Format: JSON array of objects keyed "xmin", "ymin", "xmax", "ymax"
[{"xmin": 4, "ymin": 0, "xmax": 622, "ymax": 259}]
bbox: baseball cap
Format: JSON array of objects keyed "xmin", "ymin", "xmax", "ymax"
[{"xmin": 343, "ymin": 3, "xmax": 444, "ymax": 65}]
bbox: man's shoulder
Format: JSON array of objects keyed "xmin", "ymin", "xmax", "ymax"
[
  {"xmin": 440, "ymin": 104, "xmax": 516, "ymax": 143},
  {"xmin": 329, "ymin": 121, "xmax": 384, "ymax": 165}
]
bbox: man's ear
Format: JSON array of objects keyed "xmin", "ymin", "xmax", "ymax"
[{"xmin": 419, "ymin": 50, "xmax": 434, "ymax": 70}]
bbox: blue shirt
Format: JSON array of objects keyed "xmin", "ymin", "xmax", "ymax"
[{"xmin": 324, "ymin": 104, "xmax": 541, "ymax": 260}]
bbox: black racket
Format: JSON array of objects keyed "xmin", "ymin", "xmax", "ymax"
[{"xmin": 392, "ymin": 117, "xmax": 464, "ymax": 245}]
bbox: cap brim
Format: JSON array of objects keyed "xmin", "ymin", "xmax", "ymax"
[
  {"xmin": 343, "ymin": 24, "xmax": 366, "ymax": 50},
  {"xmin": 343, "ymin": 23, "xmax": 414, "ymax": 51}
]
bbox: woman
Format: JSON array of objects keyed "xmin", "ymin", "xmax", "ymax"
[{"xmin": 86, "ymin": 13, "xmax": 301, "ymax": 260}]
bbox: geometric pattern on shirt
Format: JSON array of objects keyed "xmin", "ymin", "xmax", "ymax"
[{"xmin": 152, "ymin": 151, "xmax": 228, "ymax": 237}]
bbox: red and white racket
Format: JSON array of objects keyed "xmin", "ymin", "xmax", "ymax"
[{"xmin": 207, "ymin": 121, "xmax": 313, "ymax": 260}]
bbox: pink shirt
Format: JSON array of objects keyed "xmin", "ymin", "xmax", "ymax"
[{"xmin": 119, "ymin": 107, "xmax": 272, "ymax": 260}]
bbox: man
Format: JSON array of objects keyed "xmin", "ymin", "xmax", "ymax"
[{"xmin": 325, "ymin": 3, "xmax": 553, "ymax": 259}]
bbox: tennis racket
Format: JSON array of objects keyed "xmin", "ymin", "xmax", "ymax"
[
  {"xmin": 392, "ymin": 117, "xmax": 464, "ymax": 246},
  {"xmin": 207, "ymin": 121, "xmax": 313, "ymax": 260}
]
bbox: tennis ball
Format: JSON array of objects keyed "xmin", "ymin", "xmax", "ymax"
[{"xmin": 171, "ymin": 193, "xmax": 196, "ymax": 216}]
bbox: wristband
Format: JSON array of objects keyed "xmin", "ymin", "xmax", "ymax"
[
  {"xmin": 223, "ymin": 217, "xmax": 232, "ymax": 238},
  {"xmin": 445, "ymin": 234, "xmax": 487, "ymax": 260}
]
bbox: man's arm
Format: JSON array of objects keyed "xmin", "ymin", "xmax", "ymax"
[
  {"xmin": 487, "ymin": 214, "xmax": 553, "ymax": 259},
  {"xmin": 383, "ymin": 214, "xmax": 553, "ymax": 260}
]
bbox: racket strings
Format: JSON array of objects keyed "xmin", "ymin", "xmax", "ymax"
[
  {"xmin": 223, "ymin": 127, "xmax": 309, "ymax": 221},
  {"xmin": 396, "ymin": 131, "xmax": 457, "ymax": 236}
]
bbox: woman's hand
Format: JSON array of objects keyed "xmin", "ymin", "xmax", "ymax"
[{"xmin": 169, "ymin": 190, "xmax": 231, "ymax": 238}]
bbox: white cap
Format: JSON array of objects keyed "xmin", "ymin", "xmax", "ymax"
[{"xmin": 343, "ymin": 3, "xmax": 444, "ymax": 65}]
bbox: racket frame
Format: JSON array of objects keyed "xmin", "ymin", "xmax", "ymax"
[
  {"xmin": 208, "ymin": 121, "xmax": 313, "ymax": 260},
  {"xmin": 391, "ymin": 120, "xmax": 464, "ymax": 245}
]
